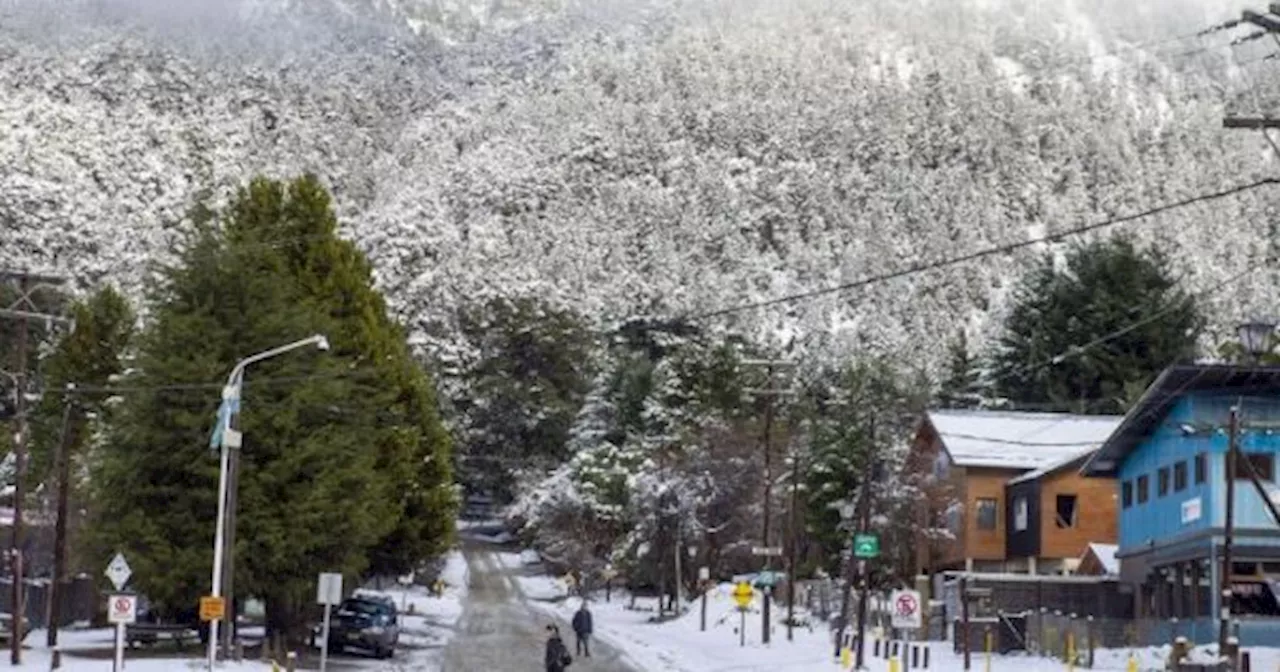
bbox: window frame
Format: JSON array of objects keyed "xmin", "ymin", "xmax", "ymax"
[
  {"xmin": 1173, "ymin": 461, "xmax": 1188, "ymax": 492},
  {"xmin": 1158, "ymin": 467, "xmax": 1170, "ymax": 497},
  {"xmin": 1235, "ymin": 452, "xmax": 1275, "ymax": 482},
  {"xmin": 1013, "ymin": 496, "xmax": 1028, "ymax": 532},
  {"xmin": 1055, "ymin": 494, "xmax": 1078, "ymax": 529},
  {"xmin": 1122, "ymin": 480, "xmax": 1133, "ymax": 509},
  {"xmin": 1137, "ymin": 474, "xmax": 1150, "ymax": 504},
  {"xmin": 1195, "ymin": 453, "xmax": 1207, "ymax": 485},
  {"xmin": 975, "ymin": 497, "xmax": 998, "ymax": 531}
]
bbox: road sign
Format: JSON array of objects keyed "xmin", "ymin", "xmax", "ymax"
[
  {"xmin": 751, "ymin": 546, "xmax": 783, "ymax": 556},
  {"xmin": 199, "ymin": 595, "xmax": 225, "ymax": 622},
  {"xmin": 104, "ymin": 553, "xmax": 132, "ymax": 591},
  {"xmin": 853, "ymin": 534, "xmax": 879, "ymax": 559},
  {"xmin": 316, "ymin": 572, "xmax": 343, "ymax": 606},
  {"xmin": 698, "ymin": 566, "xmax": 710, "ymax": 581},
  {"xmin": 107, "ymin": 594, "xmax": 137, "ymax": 625},
  {"xmin": 732, "ymin": 581, "xmax": 753, "ymax": 609},
  {"xmin": 890, "ymin": 589, "xmax": 923, "ymax": 629}
]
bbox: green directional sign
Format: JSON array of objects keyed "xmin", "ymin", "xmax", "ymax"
[{"xmin": 853, "ymin": 533, "xmax": 880, "ymax": 559}]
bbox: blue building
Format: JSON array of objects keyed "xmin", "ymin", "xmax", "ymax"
[{"xmin": 1081, "ymin": 364, "xmax": 1280, "ymax": 646}]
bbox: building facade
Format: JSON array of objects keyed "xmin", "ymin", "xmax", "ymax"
[{"xmin": 1082, "ymin": 364, "xmax": 1280, "ymax": 646}]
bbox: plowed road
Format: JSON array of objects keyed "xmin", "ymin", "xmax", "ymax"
[{"xmin": 441, "ymin": 533, "xmax": 637, "ymax": 672}]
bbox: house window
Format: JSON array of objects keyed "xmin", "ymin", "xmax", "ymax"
[
  {"xmin": 1014, "ymin": 496, "xmax": 1028, "ymax": 531},
  {"xmin": 1122, "ymin": 481, "xmax": 1133, "ymax": 509},
  {"xmin": 1055, "ymin": 494, "xmax": 1078, "ymax": 528},
  {"xmin": 976, "ymin": 498, "xmax": 998, "ymax": 531},
  {"xmin": 946, "ymin": 503, "xmax": 963, "ymax": 534},
  {"xmin": 933, "ymin": 453, "xmax": 950, "ymax": 481},
  {"xmin": 1137, "ymin": 475, "xmax": 1150, "ymax": 504},
  {"xmin": 1158, "ymin": 467, "xmax": 1170, "ymax": 497},
  {"xmin": 1234, "ymin": 453, "xmax": 1275, "ymax": 482},
  {"xmin": 1173, "ymin": 461, "xmax": 1188, "ymax": 492},
  {"xmin": 1195, "ymin": 453, "xmax": 1207, "ymax": 485}
]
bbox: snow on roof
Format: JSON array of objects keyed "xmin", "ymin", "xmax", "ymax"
[
  {"xmin": 1085, "ymin": 543, "xmax": 1119, "ymax": 575},
  {"xmin": 928, "ymin": 409, "xmax": 1123, "ymax": 471},
  {"xmin": 1006, "ymin": 447, "xmax": 1098, "ymax": 486}
]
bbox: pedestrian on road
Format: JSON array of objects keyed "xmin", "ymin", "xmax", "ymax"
[
  {"xmin": 571, "ymin": 602, "xmax": 593, "ymax": 658},
  {"xmin": 544, "ymin": 624, "xmax": 572, "ymax": 671}
]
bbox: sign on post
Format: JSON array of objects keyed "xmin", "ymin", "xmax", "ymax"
[
  {"xmin": 199, "ymin": 596, "xmax": 225, "ymax": 622},
  {"xmin": 732, "ymin": 581, "xmax": 752, "ymax": 647},
  {"xmin": 105, "ymin": 553, "xmax": 132, "ymax": 591},
  {"xmin": 107, "ymin": 593, "xmax": 136, "ymax": 672},
  {"xmin": 750, "ymin": 546, "xmax": 783, "ymax": 557},
  {"xmin": 853, "ymin": 534, "xmax": 880, "ymax": 559},
  {"xmin": 890, "ymin": 589, "xmax": 923, "ymax": 630},
  {"xmin": 316, "ymin": 573, "xmax": 343, "ymax": 672}
]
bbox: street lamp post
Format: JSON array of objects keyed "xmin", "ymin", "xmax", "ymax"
[{"xmin": 207, "ymin": 335, "xmax": 329, "ymax": 669}]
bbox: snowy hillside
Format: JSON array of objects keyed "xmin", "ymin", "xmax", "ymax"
[{"xmin": 2, "ymin": 0, "xmax": 1279, "ymax": 367}]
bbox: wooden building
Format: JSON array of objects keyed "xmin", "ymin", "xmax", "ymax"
[{"xmin": 909, "ymin": 409, "xmax": 1122, "ymax": 575}]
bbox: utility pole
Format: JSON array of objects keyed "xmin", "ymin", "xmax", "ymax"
[
  {"xmin": 831, "ymin": 422, "xmax": 875, "ymax": 665},
  {"xmin": 743, "ymin": 359, "xmax": 795, "ymax": 646},
  {"xmin": 47, "ymin": 388, "xmax": 76, "ymax": 670},
  {"xmin": 785, "ymin": 424, "xmax": 806, "ymax": 642},
  {"xmin": 0, "ymin": 270, "xmax": 68, "ymax": 666},
  {"xmin": 221, "ymin": 445, "xmax": 241, "ymax": 658},
  {"xmin": 1220, "ymin": 405, "xmax": 1239, "ymax": 652}
]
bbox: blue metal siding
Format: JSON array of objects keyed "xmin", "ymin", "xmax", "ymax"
[{"xmin": 1117, "ymin": 393, "xmax": 1280, "ymax": 553}]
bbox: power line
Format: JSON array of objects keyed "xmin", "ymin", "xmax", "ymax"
[{"xmin": 683, "ymin": 178, "xmax": 1280, "ymax": 322}]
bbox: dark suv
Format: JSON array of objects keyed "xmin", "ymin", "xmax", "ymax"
[{"xmin": 327, "ymin": 595, "xmax": 400, "ymax": 659}]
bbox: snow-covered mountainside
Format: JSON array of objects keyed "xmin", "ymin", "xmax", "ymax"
[{"xmin": 2, "ymin": 0, "xmax": 1278, "ymax": 366}]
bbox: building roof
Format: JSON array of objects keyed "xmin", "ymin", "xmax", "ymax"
[
  {"xmin": 1083, "ymin": 543, "xmax": 1119, "ymax": 575},
  {"xmin": 927, "ymin": 409, "xmax": 1123, "ymax": 471},
  {"xmin": 1006, "ymin": 448, "xmax": 1097, "ymax": 486},
  {"xmin": 1081, "ymin": 364, "xmax": 1280, "ymax": 477}
]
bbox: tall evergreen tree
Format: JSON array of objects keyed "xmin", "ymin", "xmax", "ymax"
[
  {"xmin": 990, "ymin": 236, "xmax": 1203, "ymax": 414},
  {"xmin": 87, "ymin": 176, "xmax": 453, "ymax": 650},
  {"xmin": 936, "ymin": 331, "xmax": 985, "ymax": 410}
]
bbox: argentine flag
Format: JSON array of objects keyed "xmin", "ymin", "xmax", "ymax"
[{"xmin": 210, "ymin": 395, "xmax": 241, "ymax": 451}]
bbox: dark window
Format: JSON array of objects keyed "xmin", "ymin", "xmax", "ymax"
[
  {"xmin": 1234, "ymin": 453, "xmax": 1275, "ymax": 482},
  {"xmin": 1137, "ymin": 475, "xmax": 1150, "ymax": 504},
  {"xmin": 1122, "ymin": 481, "xmax": 1133, "ymax": 509},
  {"xmin": 1158, "ymin": 467, "xmax": 1170, "ymax": 497},
  {"xmin": 1195, "ymin": 453, "xmax": 1207, "ymax": 485},
  {"xmin": 1173, "ymin": 461, "xmax": 1188, "ymax": 492},
  {"xmin": 976, "ymin": 498, "xmax": 998, "ymax": 531},
  {"xmin": 1055, "ymin": 494, "xmax": 1078, "ymax": 528}
]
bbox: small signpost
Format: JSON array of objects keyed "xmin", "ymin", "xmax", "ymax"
[
  {"xmin": 750, "ymin": 546, "xmax": 783, "ymax": 557},
  {"xmin": 107, "ymin": 593, "xmax": 136, "ymax": 672},
  {"xmin": 199, "ymin": 596, "xmax": 225, "ymax": 623},
  {"xmin": 890, "ymin": 589, "xmax": 923, "ymax": 630},
  {"xmin": 397, "ymin": 572, "xmax": 414, "ymax": 611},
  {"xmin": 853, "ymin": 534, "xmax": 880, "ymax": 559},
  {"xmin": 316, "ymin": 572, "xmax": 343, "ymax": 672},
  {"xmin": 732, "ymin": 581, "xmax": 753, "ymax": 647},
  {"xmin": 698, "ymin": 567, "xmax": 711, "ymax": 632},
  {"xmin": 103, "ymin": 553, "xmax": 133, "ymax": 672}
]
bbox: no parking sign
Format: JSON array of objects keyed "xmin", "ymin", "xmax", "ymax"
[
  {"xmin": 107, "ymin": 594, "xmax": 137, "ymax": 625},
  {"xmin": 890, "ymin": 589, "xmax": 922, "ymax": 630}
]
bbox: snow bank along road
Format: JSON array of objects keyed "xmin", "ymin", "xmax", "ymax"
[{"xmin": 441, "ymin": 535, "xmax": 637, "ymax": 671}]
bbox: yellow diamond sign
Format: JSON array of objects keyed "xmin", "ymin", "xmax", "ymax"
[{"xmin": 732, "ymin": 581, "xmax": 753, "ymax": 609}]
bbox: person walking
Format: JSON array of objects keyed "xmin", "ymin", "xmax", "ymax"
[
  {"xmin": 544, "ymin": 624, "xmax": 571, "ymax": 671},
  {"xmin": 571, "ymin": 602, "xmax": 593, "ymax": 658}
]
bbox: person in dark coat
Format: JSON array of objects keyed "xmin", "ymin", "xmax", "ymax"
[
  {"xmin": 571, "ymin": 602, "xmax": 593, "ymax": 657},
  {"xmin": 544, "ymin": 624, "xmax": 571, "ymax": 671}
]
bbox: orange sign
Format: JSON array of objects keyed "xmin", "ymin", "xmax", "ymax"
[{"xmin": 199, "ymin": 595, "xmax": 225, "ymax": 622}]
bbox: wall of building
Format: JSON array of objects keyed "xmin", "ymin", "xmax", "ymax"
[
  {"xmin": 1039, "ymin": 467, "xmax": 1118, "ymax": 560},
  {"xmin": 963, "ymin": 468, "xmax": 1020, "ymax": 562}
]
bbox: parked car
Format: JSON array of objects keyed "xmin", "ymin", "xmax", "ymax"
[{"xmin": 327, "ymin": 595, "xmax": 399, "ymax": 659}]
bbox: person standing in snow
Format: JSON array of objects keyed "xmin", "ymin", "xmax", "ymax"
[
  {"xmin": 544, "ymin": 624, "xmax": 571, "ymax": 671},
  {"xmin": 571, "ymin": 602, "xmax": 593, "ymax": 657}
]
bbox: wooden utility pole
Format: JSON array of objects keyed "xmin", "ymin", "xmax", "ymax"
[
  {"xmin": 785, "ymin": 429, "xmax": 805, "ymax": 642},
  {"xmin": 743, "ymin": 359, "xmax": 795, "ymax": 646},
  {"xmin": 0, "ymin": 270, "xmax": 68, "ymax": 666},
  {"xmin": 47, "ymin": 389, "xmax": 76, "ymax": 670},
  {"xmin": 1220, "ymin": 405, "xmax": 1239, "ymax": 652},
  {"xmin": 961, "ymin": 574, "xmax": 972, "ymax": 671}
]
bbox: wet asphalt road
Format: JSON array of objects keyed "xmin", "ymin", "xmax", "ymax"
[{"xmin": 441, "ymin": 536, "xmax": 637, "ymax": 672}]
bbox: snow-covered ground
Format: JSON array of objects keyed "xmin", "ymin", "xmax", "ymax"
[
  {"xmin": 0, "ymin": 549, "xmax": 469, "ymax": 672},
  {"xmin": 507, "ymin": 554, "xmax": 1280, "ymax": 672}
]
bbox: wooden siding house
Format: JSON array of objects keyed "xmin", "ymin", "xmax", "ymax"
[{"xmin": 910, "ymin": 409, "xmax": 1122, "ymax": 575}]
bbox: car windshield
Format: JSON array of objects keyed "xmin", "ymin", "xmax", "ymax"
[{"xmin": 338, "ymin": 600, "xmax": 386, "ymax": 616}]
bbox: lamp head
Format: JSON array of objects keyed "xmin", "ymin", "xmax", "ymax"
[
  {"xmin": 1237, "ymin": 320, "xmax": 1276, "ymax": 358},
  {"xmin": 315, "ymin": 335, "xmax": 331, "ymax": 352}
]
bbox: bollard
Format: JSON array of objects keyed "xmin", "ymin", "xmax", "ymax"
[
  {"xmin": 841, "ymin": 646, "xmax": 852, "ymax": 670},
  {"xmin": 924, "ymin": 645, "xmax": 931, "ymax": 669},
  {"xmin": 1067, "ymin": 631, "xmax": 1076, "ymax": 672},
  {"xmin": 235, "ymin": 642, "xmax": 245, "ymax": 661},
  {"xmin": 985, "ymin": 627, "xmax": 993, "ymax": 672},
  {"xmin": 890, "ymin": 657, "xmax": 901, "ymax": 672},
  {"xmin": 1240, "ymin": 650, "xmax": 1250, "ymax": 672},
  {"xmin": 912, "ymin": 643, "xmax": 920, "ymax": 669},
  {"xmin": 1126, "ymin": 654, "xmax": 1137, "ymax": 672},
  {"xmin": 285, "ymin": 651, "xmax": 297, "ymax": 672}
]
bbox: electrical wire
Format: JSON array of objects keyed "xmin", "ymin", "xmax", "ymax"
[{"xmin": 681, "ymin": 178, "xmax": 1280, "ymax": 323}]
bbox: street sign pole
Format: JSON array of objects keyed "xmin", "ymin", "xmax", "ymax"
[
  {"xmin": 106, "ymin": 594, "xmax": 137, "ymax": 672},
  {"xmin": 317, "ymin": 572, "xmax": 343, "ymax": 672}
]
